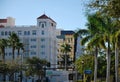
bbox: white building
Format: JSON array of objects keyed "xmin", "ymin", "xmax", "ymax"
[{"xmin": 0, "ymin": 14, "xmax": 57, "ymax": 67}]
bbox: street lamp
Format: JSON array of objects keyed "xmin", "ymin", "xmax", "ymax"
[{"xmin": 81, "ymin": 60, "xmax": 84, "ymax": 82}]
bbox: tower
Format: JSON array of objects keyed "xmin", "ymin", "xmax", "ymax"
[{"xmin": 37, "ymin": 14, "xmax": 57, "ymax": 67}]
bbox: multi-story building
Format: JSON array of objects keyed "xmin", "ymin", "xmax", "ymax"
[
  {"xmin": 0, "ymin": 14, "xmax": 57, "ymax": 67},
  {"xmin": 56, "ymin": 30, "xmax": 75, "ymax": 68}
]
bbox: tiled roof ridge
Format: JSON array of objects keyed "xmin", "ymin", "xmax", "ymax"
[
  {"xmin": 37, "ymin": 14, "xmax": 56, "ymax": 23},
  {"xmin": 0, "ymin": 19, "xmax": 7, "ymax": 23}
]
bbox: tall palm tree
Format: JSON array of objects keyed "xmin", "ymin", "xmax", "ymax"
[
  {"xmin": 8, "ymin": 32, "xmax": 20, "ymax": 62},
  {"xmin": 111, "ymin": 29, "xmax": 120, "ymax": 82},
  {"xmin": 0, "ymin": 38, "xmax": 8, "ymax": 81},
  {"xmin": 0, "ymin": 39, "xmax": 8, "ymax": 63},
  {"xmin": 25, "ymin": 57, "xmax": 48, "ymax": 81},
  {"xmin": 75, "ymin": 13, "xmax": 106, "ymax": 82},
  {"xmin": 100, "ymin": 16, "xmax": 115, "ymax": 82},
  {"xmin": 61, "ymin": 43, "xmax": 71, "ymax": 70},
  {"xmin": 16, "ymin": 42, "xmax": 24, "ymax": 58}
]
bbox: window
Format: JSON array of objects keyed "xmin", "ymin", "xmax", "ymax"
[
  {"xmin": 31, "ymin": 52, "xmax": 36, "ymax": 55},
  {"xmin": 9, "ymin": 31, "xmax": 11, "ymax": 35},
  {"xmin": 31, "ymin": 38, "xmax": 36, "ymax": 41},
  {"xmin": 41, "ymin": 45, "xmax": 45, "ymax": 48},
  {"xmin": 24, "ymin": 31, "xmax": 30, "ymax": 35},
  {"xmin": 32, "ymin": 30, "xmax": 36, "ymax": 35},
  {"xmin": 31, "ymin": 45, "xmax": 36, "ymax": 48},
  {"xmin": 28, "ymin": 31, "xmax": 30, "ymax": 35},
  {"xmin": 39, "ymin": 21, "xmax": 46, "ymax": 28},
  {"xmin": 41, "ymin": 38, "xmax": 45, "ymax": 42},
  {"xmin": 42, "ymin": 24, "xmax": 44, "ymax": 28},
  {"xmin": 18, "ymin": 31, "xmax": 22, "ymax": 35},
  {"xmin": 24, "ymin": 31, "xmax": 27, "ymax": 35},
  {"xmin": 41, "ymin": 30, "xmax": 44, "ymax": 35},
  {"xmin": 5, "ymin": 31, "xmax": 8, "ymax": 35},
  {"xmin": 1, "ymin": 31, "xmax": 4, "ymax": 35},
  {"xmin": 41, "ymin": 52, "xmax": 45, "ymax": 55},
  {"xmin": 9, "ymin": 52, "xmax": 12, "ymax": 56},
  {"xmin": 51, "ymin": 23, "xmax": 53, "ymax": 26}
]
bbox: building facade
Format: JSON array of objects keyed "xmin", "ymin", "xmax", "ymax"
[
  {"xmin": 56, "ymin": 30, "xmax": 75, "ymax": 69},
  {"xmin": 0, "ymin": 14, "xmax": 57, "ymax": 67}
]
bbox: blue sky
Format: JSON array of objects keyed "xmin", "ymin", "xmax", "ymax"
[{"xmin": 0, "ymin": 0, "xmax": 88, "ymax": 30}]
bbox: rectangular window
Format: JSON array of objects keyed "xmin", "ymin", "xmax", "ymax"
[
  {"xmin": 1, "ymin": 31, "xmax": 4, "ymax": 35},
  {"xmin": 31, "ymin": 38, "xmax": 36, "ymax": 41},
  {"xmin": 18, "ymin": 31, "xmax": 22, "ymax": 35},
  {"xmin": 41, "ymin": 30, "xmax": 44, "ymax": 35},
  {"xmin": 28, "ymin": 31, "xmax": 30, "ymax": 35},
  {"xmin": 31, "ymin": 45, "xmax": 36, "ymax": 48},
  {"xmin": 31, "ymin": 52, "xmax": 36, "ymax": 55},
  {"xmin": 32, "ymin": 30, "xmax": 36, "ymax": 35},
  {"xmin": 41, "ymin": 38, "xmax": 45, "ymax": 42},
  {"xmin": 41, "ymin": 45, "xmax": 45, "ymax": 48},
  {"xmin": 5, "ymin": 31, "xmax": 7, "ymax": 35},
  {"xmin": 24, "ymin": 31, "xmax": 27, "ymax": 35},
  {"xmin": 41, "ymin": 52, "xmax": 45, "ymax": 55}
]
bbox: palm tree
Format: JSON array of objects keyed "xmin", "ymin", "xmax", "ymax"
[
  {"xmin": 75, "ymin": 13, "xmax": 106, "ymax": 82},
  {"xmin": 0, "ymin": 39, "xmax": 8, "ymax": 63},
  {"xmin": 25, "ymin": 57, "xmax": 48, "ymax": 81},
  {"xmin": 0, "ymin": 39, "xmax": 8, "ymax": 81},
  {"xmin": 111, "ymin": 29, "xmax": 120, "ymax": 82},
  {"xmin": 100, "ymin": 16, "xmax": 115, "ymax": 82},
  {"xmin": 8, "ymin": 32, "xmax": 20, "ymax": 62},
  {"xmin": 16, "ymin": 42, "xmax": 24, "ymax": 58},
  {"xmin": 61, "ymin": 43, "xmax": 71, "ymax": 70}
]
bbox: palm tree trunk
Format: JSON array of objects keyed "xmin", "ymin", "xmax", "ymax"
[
  {"xmin": 106, "ymin": 41, "xmax": 111, "ymax": 82},
  {"xmin": 17, "ymin": 49, "xmax": 20, "ymax": 58},
  {"xmin": 94, "ymin": 47, "xmax": 98, "ymax": 82},
  {"xmin": 65, "ymin": 53, "xmax": 67, "ymax": 71},
  {"xmin": 2, "ymin": 48, "xmax": 6, "ymax": 81},
  {"xmin": 2, "ymin": 48, "xmax": 5, "ymax": 63},
  {"xmin": 115, "ymin": 43, "xmax": 119, "ymax": 82},
  {"xmin": 12, "ymin": 47, "xmax": 15, "ymax": 62}
]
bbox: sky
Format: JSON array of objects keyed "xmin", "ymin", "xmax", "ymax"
[{"xmin": 0, "ymin": 0, "xmax": 89, "ymax": 30}]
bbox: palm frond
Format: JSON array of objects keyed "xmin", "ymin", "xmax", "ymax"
[{"xmin": 81, "ymin": 35, "xmax": 92, "ymax": 45}]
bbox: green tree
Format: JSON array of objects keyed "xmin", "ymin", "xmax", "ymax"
[
  {"xmin": 0, "ymin": 39, "xmax": 8, "ymax": 81},
  {"xmin": 8, "ymin": 32, "xmax": 20, "ymax": 62},
  {"xmin": 111, "ymin": 29, "xmax": 120, "ymax": 82},
  {"xmin": 16, "ymin": 42, "xmax": 24, "ymax": 58},
  {"xmin": 75, "ymin": 54, "xmax": 94, "ymax": 81},
  {"xmin": 61, "ymin": 43, "xmax": 72, "ymax": 70},
  {"xmin": 75, "ymin": 13, "xmax": 106, "ymax": 82},
  {"xmin": 0, "ymin": 39, "xmax": 8, "ymax": 63},
  {"xmin": 88, "ymin": 0, "xmax": 120, "ymax": 19},
  {"xmin": 25, "ymin": 57, "xmax": 49, "ymax": 81}
]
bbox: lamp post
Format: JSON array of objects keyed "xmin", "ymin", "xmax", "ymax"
[{"xmin": 81, "ymin": 60, "xmax": 84, "ymax": 82}]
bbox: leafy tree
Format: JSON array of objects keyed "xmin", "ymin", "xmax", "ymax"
[
  {"xmin": 16, "ymin": 42, "xmax": 24, "ymax": 58},
  {"xmin": 8, "ymin": 32, "xmax": 20, "ymax": 62},
  {"xmin": 25, "ymin": 57, "xmax": 49, "ymax": 81},
  {"xmin": 58, "ymin": 54, "xmax": 72, "ymax": 69},
  {"xmin": 75, "ymin": 54, "xmax": 94, "ymax": 81},
  {"xmin": 88, "ymin": 0, "xmax": 120, "ymax": 19},
  {"xmin": 75, "ymin": 13, "xmax": 106, "ymax": 82},
  {"xmin": 61, "ymin": 43, "xmax": 72, "ymax": 70},
  {"xmin": 0, "ymin": 39, "xmax": 8, "ymax": 63},
  {"xmin": 0, "ymin": 39, "xmax": 8, "ymax": 81}
]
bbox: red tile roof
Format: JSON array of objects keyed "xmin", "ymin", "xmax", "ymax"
[
  {"xmin": 37, "ymin": 14, "xmax": 56, "ymax": 23},
  {"xmin": 0, "ymin": 19, "xmax": 7, "ymax": 23}
]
